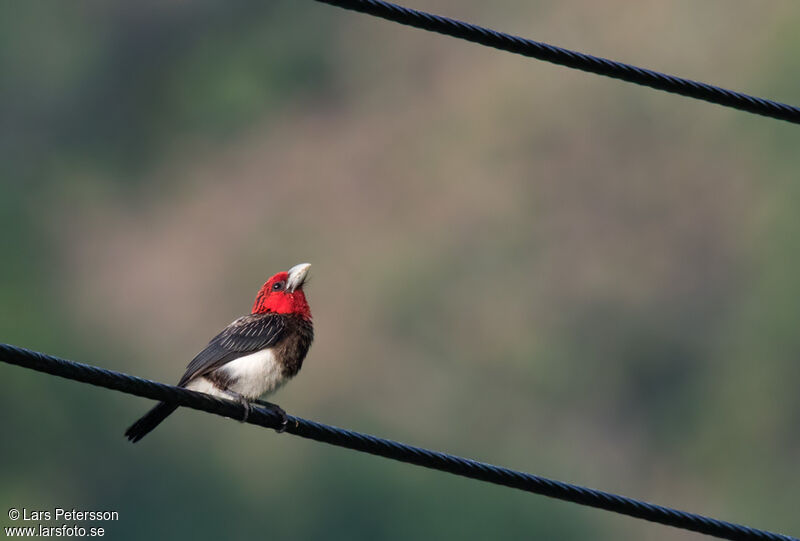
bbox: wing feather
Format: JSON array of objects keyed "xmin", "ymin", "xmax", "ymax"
[{"xmin": 177, "ymin": 313, "xmax": 287, "ymax": 386}]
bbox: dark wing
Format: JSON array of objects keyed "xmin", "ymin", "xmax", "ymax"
[{"xmin": 177, "ymin": 313, "xmax": 287, "ymax": 386}]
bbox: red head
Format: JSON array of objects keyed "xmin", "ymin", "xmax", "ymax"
[{"xmin": 251, "ymin": 263, "xmax": 312, "ymax": 320}]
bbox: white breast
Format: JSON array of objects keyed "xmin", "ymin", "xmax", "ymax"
[{"xmin": 214, "ymin": 348, "xmax": 288, "ymax": 399}]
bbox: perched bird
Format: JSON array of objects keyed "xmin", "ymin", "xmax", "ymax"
[{"xmin": 125, "ymin": 263, "xmax": 314, "ymax": 443}]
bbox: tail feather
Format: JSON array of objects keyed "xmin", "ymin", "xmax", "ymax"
[{"xmin": 125, "ymin": 402, "xmax": 179, "ymax": 443}]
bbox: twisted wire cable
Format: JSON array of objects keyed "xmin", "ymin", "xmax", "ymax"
[
  {"xmin": 1, "ymin": 343, "xmax": 796, "ymax": 541},
  {"xmin": 311, "ymin": 0, "xmax": 800, "ymax": 125}
]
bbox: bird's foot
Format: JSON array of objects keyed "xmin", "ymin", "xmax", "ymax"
[
  {"xmin": 239, "ymin": 398, "xmax": 252, "ymax": 423},
  {"xmin": 253, "ymin": 399, "xmax": 289, "ymax": 433},
  {"xmin": 221, "ymin": 391, "xmax": 252, "ymax": 423}
]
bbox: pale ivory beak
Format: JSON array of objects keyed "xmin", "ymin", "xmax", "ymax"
[{"xmin": 286, "ymin": 263, "xmax": 311, "ymax": 292}]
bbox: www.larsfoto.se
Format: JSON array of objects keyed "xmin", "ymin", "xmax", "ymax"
[{"xmin": 4, "ymin": 524, "xmax": 106, "ymax": 537}]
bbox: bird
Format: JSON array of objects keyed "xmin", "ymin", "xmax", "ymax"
[{"xmin": 125, "ymin": 263, "xmax": 314, "ymax": 443}]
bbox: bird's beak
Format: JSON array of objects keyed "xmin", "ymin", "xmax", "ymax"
[{"xmin": 286, "ymin": 263, "xmax": 311, "ymax": 293}]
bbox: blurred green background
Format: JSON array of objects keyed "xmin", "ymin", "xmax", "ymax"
[{"xmin": 2, "ymin": 1, "xmax": 799, "ymax": 539}]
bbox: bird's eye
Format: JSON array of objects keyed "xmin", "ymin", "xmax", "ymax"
[{"xmin": 272, "ymin": 281, "xmax": 285, "ymax": 291}]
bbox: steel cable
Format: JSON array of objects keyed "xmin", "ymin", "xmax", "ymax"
[
  {"xmin": 311, "ymin": 0, "xmax": 800, "ymax": 124},
  {"xmin": 1, "ymin": 343, "xmax": 796, "ymax": 541}
]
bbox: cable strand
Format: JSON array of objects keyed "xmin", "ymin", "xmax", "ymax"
[
  {"xmin": 1, "ymin": 343, "xmax": 796, "ymax": 541},
  {"xmin": 310, "ymin": 0, "xmax": 800, "ymax": 124}
]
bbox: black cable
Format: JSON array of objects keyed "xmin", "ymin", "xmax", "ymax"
[
  {"xmin": 310, "ymin": 0, "xmax": 800, "ymax": 125},
  {"xmin": 1, "ymin": 343, "xmax": 796, "ymax": 541}
]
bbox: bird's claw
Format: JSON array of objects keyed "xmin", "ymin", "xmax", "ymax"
[
  {"xmin": 254, "ymin": 400, "xmax": 288, "ymax": 433},
  {"xmin": 275, "ymin": 412, "xmax": 289, "ymax": 434}
]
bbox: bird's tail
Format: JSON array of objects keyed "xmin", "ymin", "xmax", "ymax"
[{"xmin": 125, "ymin": 402, "xmax": 179, "ymax": 443}]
